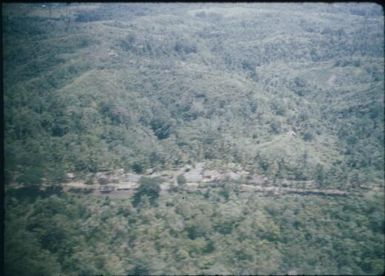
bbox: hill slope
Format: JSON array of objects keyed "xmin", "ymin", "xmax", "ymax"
[
  {"xmin": 4, "ymin": 3, "xmax": 384, "ymax": 188},
  {"xmin": 3, "ymin": 3, "xmax": 385, "ymax": 275}
]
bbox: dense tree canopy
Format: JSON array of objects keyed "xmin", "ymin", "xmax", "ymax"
[{"xmin": 3, "ymin": 3, "xmax": 384, "ymax": 275}]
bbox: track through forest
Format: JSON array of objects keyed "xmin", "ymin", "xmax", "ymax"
[{"xmin": 10, "ymin": 163, "xmax": 381, "ymax": 198}]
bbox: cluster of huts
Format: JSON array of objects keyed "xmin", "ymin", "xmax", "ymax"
[{"xmin": 64, "ymin": 163, "xmax": 348, "ymax": 197}]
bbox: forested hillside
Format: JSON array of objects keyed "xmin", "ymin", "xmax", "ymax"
[{"xmin": 4, "ymin": 3, "xmax": 384, "ymax": 275}]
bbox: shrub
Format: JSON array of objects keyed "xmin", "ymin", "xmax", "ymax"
[
  {"xmin": 177, "ymin": 174, "xmax": 187, "ymax": 186},
  {"xmin": 303, "ymin": 131, "xmax": 314, "ymax": 141},
  {"xmin": 132, "ymin": 177, "xmax": 161, "ymax": 208},
  {"xmin": 132, "ymin": 162, "xmax": 145, "ymax": 174},
  {"xmin": 315, "ymin": 164, "xmax": 325, "ymax": 187},
  {"xmin": 150, "ymin": 118, "xmax": 173, "ymax": 140},
  {"xmin": 270, "ymin": 121, "xmax": 281, "ymax": 134},
  {"xmin": 16, "ymin": 166, "xmax": 44, "ymax": 186}
]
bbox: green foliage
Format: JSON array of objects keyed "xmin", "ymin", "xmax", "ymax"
[
  {"xmin": 176, "ymin": 174, "xmax": 187, "ymax": 186},
  {"xmin": 3, "ymin": 3, "xmax": 384, "ymax": 275},
  {"xmin": 5, "ymin": 223, "xmax": 62, "ymax": 275},
  {"xmin": 302, "ymin": 131, "xmax": 314, "ymax": 142},
  {"xmin": 16, "ymin": 166, "xmax": 44, "ymax": 186},
  {"xmin": 132, "ymin": 177, "xmax": 161, "ymax": 207},
  {"xmin": 129, "ymin": 263, "xmax": 150, "ymax": 276},
  {"xmin": 131, "ymin": 162, "xmax": 145, "ymax": 174},
  {"xmin": 4, "ymin": 191, "xmax": 384, "ymax": 275},
  {"xmin": 150, "ymin": 117, "xmax": 174, "ymax": 140},
  {"xmin": 314, "ymin": 164, "xmax": 325, "ymax": 187}
]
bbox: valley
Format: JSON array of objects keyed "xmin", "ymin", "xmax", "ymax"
[{"xmin": 3, "ymin": 3, "xmax": 384, "ymax": 275}]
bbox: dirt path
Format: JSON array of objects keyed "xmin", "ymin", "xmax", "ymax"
[
  {"xmin": 9, "ymin": 163, "xmax": 382, "ymax": 198},
  {"xmin": 59, "ymin": 180, "xmax": 350, "ymax": 197}
]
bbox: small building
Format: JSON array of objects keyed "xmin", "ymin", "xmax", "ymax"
[
  {"xmin": 125, "ymin": 173, "xmax": 141, "ymax": 183},
  {"xmin": 239, "ymin": 184, "xmax": 256, "ymax": 192},
  {"xmin": 145, "ymin": 168, "xmax": 155, "ymax": 175},
  {"xmin": 287, "ymin": 130, "xmax": 297, "ymax": 137},
  {"xmin": 202, "ymin": 170, "xmax": 222, "ymax": 182},
  {"xmin": 116, "ymin": 182, "xmax": 137, "ymax": 191},
  {"xmin": 116, "ymin": 187, "xmax": 131, "ymax": 191},
  {"xmin": 224, "ymin": 171, "xmax": 242, "ymax": 181},
  {"xmin": 114, "ymin": 168, "xmax": 125, "ymax": 175},
  {"xmin": 108, "ymin": 50, "xmax": 118, "ymax": 58},
  {"xmin": 100, "ymin": 185, "xmax": 115, "ymax": 193},
  {"xmin": 247, "ymin": 174, "xmax": 266, "ymax": 185},
  {"xmin": 66, "ymin": 172, "xmax": 75, "ymax": 181}
]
